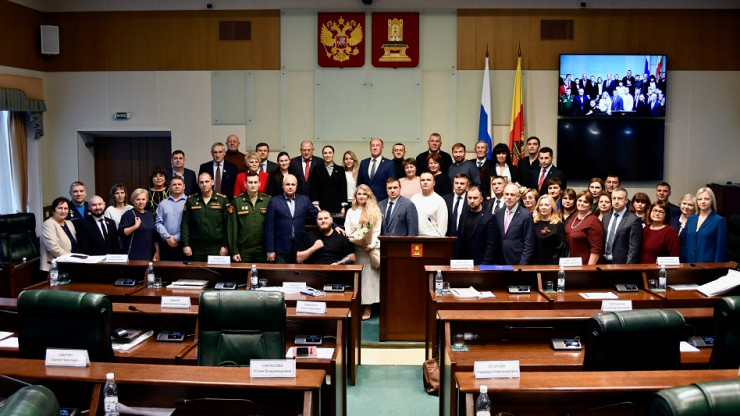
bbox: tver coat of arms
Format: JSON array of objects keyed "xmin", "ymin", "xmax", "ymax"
[{"xmin": 320, "ymin": 16, "xmax": 364, "ymax": 63}]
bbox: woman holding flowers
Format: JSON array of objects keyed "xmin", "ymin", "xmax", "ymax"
[{"xmin": 345, "ymin": 184, "xmax": 382, "ymax": 320}]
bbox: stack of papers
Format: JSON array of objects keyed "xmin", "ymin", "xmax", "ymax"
[
  {"xmin": 450, "ymin": 287, "xmax": 482, "ymax": 299},
  {"xmin": 166, "ymin": 279, "xmax": 209, "ymax": 289},
  {"xmin": 697, "ymin": 269, "xmax": 740, "ymax": 297},
  {"xmin": 56, "ymin": 253, "xmax": 105, "ymax": 263},
  {"xmin": 112, "ymin": 330, "xmax": 154, "ymax": 351}
]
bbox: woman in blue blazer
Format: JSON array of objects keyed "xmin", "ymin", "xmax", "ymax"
[{"xmin": 680, "ymin": 187, "xmax": 727, "ymax": 263}]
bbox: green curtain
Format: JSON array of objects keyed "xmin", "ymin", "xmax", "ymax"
[{"xmin": 0, "ymin": 88, "xmax": 46, "ymax": 138}]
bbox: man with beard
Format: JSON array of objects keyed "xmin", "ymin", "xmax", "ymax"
[
  {"xmin": 77, "ymin": 195, "xmax": 120, "ymax": 255},
  {"xmin": 297, "ymin": 210, "xmax": 356, "ymax": 265}
]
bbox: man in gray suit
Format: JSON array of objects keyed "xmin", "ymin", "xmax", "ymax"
[
  {"xmin": 602, "ymin": 188, "xmax": 642, "ymax": 264},
  {"xmin": 495, "ymin": 183, "xmax": 534, "ymax": 265},
  {"xmin": 379, "ymin": 178, "xmax": 418, "ymax": 236}
]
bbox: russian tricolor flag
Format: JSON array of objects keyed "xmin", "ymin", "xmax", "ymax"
[{"xmin": 478, "ymin": 50, "xmax": 492, "ymax": 159}]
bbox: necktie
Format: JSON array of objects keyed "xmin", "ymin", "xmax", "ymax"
[
  {"xmin": 385, "ymin": 201, "xmax": 394, "ymax": 226},
  {"xmin": 606, "ymin": 212, "xmax": 620, "ymax": 255},
  {"xmin": 538, "ymin": 168, "xmax": 547, "ymax": 190},
  {"xmin": 504, "ymin": 209, "xmax": 512, "ymax": 234},
  {"xmin": 477, "ymin": 161, "xmax": 483, "ymax": 169},
  {"xmin": 99, "ymin": 218, "xmax": 108, "ymax": 239},
  {"xmin": 370, "ymin": 158, "xmax": 377, "ymax": 180},
  {"xmin": 452, "ymin": 196, "xmax": 461, "ymax": 234},
  {"xmin": 215, "ymin": 163, "xmax": 222, "ymax": 193},
  {"xmin": 304, "ymin": 159, "xmax": 311, "ymax": 181},
  {"xmin": 493, "ymin": 199, "xmax": 501, "ymax": 215}
]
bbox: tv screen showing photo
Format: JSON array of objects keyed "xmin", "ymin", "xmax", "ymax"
[{"xmin": 558, "ymin": 54, "xmax": 666, "ymax": 117}]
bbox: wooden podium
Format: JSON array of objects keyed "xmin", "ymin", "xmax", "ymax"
[{"xmin": 379, "ymin": 236, "xmax": 455, "ymax": 341}]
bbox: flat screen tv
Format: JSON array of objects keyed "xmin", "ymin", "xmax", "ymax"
[
  {"xmin": 557, "ymin": 118, "xmax": 665, "ymax": 181},
  {"xmin": 558, "ymin": 54, "xmax": 667, "ymax": 117}
]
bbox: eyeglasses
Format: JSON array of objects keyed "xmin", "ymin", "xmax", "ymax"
[{"xmin": 652, "ymin": 209, "xmax": 666, "ymax": 215}]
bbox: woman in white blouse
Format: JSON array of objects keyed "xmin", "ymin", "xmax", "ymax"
[
  {"xmin": 40, "ymin": 197, "xmax": 77, "ymax": 271},
  {"xmin": 104, "ymin": 183, "xmax": 133, "ymax": 229},
  {"xmin": 343, "ymin": 150, "xmax": 359, "ymax": 206}
]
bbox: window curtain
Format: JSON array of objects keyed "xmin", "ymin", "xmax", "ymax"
[
  {"xmin": 0, "ymin": 88, "xmax": 46, "ymax": 139},
  {"xmin": 8, "ymin": 112, "xmax": 28, "ymax": 210}
]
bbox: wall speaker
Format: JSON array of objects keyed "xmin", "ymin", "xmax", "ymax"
[{"xmin": 40, "ymin": 25, "xmax": 60, "ymax": 55}]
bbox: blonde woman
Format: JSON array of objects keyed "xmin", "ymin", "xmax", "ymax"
[
  {"xmin": 234, "ymin": 152, "xmax": 269, "ymax": 196},
  {"xmin": 533, "ymin": 195, "xmax": 567, "ymax": 265},
  {"xmin": 344, "ymin": 184, "xmax": 382, "ymax": 320},
  {"xmin": 671, "ymin": 193, "xmax": 696, "ymax": 235},
  {"xmin": 118, "ymin": 188, "xmax": 159, "ymax": 261},
  {"xmin": 521, "ymin": 188, "xmax": 539, "ymax": 215},
  {"xmin": 343, "ymin": 150, "xmax": 359, "ymax": 205},
  {"xmin": 680, "ymin": 187, "xmax": 727, "ymax": 263}
]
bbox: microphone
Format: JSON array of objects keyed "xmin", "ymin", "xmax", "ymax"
[
  {"xmin": 128, "ymin": 305, "xmax": 159, "ymax": 321},
  {"xmin": 182, "ymin": 261, "xmax": 221, "ymax": 276},
  {"xmin": 175, "ymin": 397, "xmax": 255, "ymax": 407},
  {"xmin": 387, "ymin": 214, "xmax": 401, "ymax": 236},
  {"xmin": 427, "ymin": 217, "xmax": 443, "ymax": 237},
  {"xmin": 689, "ymin": 263, "xmax": 712, "ymax": 272},
  {"xmin": 0, "ymin": 309, "xmax": 18, "ymax": 315},
  {"xmin": 293, "ymin": 270, "xmax": 330, "ymax": 278},
  {"xmin": 503, "ymin": 325, "xmax": 556, "ymax": 332}
]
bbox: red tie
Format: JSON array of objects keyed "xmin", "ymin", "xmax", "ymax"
[
  {"xmin": 538, "ymin": 168, "xmax": 546, "ymax": 190},
  {"xmin": 304, "ymin": 159, "xmax": 311, "ymax": 181},
  {"xmin": 215, "ymin": 163, "xmax": 222, "ymax": 193}
]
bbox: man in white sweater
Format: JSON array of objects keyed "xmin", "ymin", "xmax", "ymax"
[{"xmin": 411, "ymin": 172, "xmax": 448, "ymax": 237}]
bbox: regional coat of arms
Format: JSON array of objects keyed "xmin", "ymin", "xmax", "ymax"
[{"xmin": 320, "ymin": 16, "xmax": 364, "ymax": 63}]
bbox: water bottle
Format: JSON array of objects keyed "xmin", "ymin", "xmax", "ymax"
[
  {"xmin": 658, "ymin": 265, "xmax": 667, "ymax": 291},
  {"xmin": 49, "ymin": 259, "xmax": 59, "ymax": 287},
  {"xmin": 475, "ymin": 385, "xmax": 491, "ymax": 416},
  {"xmin": 147, "ymin": 262, "xmax": 155, "ymax": 287},
  {"xmin": 250, "ymin": 265, "xmax": 259, "ymax": 289},
  {"xmin": 103, "ymin": 372, "xmax": 120, "ymax": 416},
  {"xmin": 435, "ymin": 269, "xmax": 444, "ymax": 295},
  {"xmin": 556, "ymin": 266, "xmax": 566, "ymax": 293}
]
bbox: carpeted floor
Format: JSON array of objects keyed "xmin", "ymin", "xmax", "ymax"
[{"xmin": 347, "ymin": 364, "xmax": 438, "ymax": 416}]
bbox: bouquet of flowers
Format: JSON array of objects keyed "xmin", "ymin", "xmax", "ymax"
[{"xmin": 349, "ymin": 223, "xmax": 373, "ymax": 247}]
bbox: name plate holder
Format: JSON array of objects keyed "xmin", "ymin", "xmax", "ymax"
[
  {"xmin": 207, "ymin": 255, "xmax": 230, "ymax": 265},
  {"xmin": 450, "ymin": 259, "xmax": 474, "ymax": 270},
  {"xmin": 657, "ymin": 257, "xmax": 681, "ymax": 267},
  {"xmin": 105, "ymin": 254, "xmax": 129, "ymax": 263},
  {"xmin": 161, "ymin": 296, "xmax": 192, "ymax": 309},
  {"xmin": 602, "ymin": 300, "xmax": 633, "ymax": 312},
  {"xmin": 474, "ymin": 360, "xmax": 520, "ymax": 379},
  {"xmin": 559, "ymin": 257, "xmax": 583, "ymax": 267},
  {"xmin": 250, "ymin": 359, "xmax": 296, "ymax": 378},
  {"xmin": 296, "ymin": 300, "xmax": 327, "ymax": 315},
  {"xmin": 45, "ymin": 348, "xmax": 90, "ymax": 368}
]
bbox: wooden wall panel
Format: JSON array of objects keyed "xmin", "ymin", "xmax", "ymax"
[
  {"xmin": 458, "ymin": 9, "xmax": 740, "ymax": 71},
  {"xmin": 0, "ymin": 0, "xmax": 44, "ymax": 71}
]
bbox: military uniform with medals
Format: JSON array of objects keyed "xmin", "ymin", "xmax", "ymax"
[
  {"xmin": 228, "ymin": 192, "xmax": 271, "ymax": 263},
  {"xmin": 180, "ymin": 192, "xmax": 231, "ymax": 261}
]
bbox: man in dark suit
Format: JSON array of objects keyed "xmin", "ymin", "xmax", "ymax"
[
  {"xmin": 603, "ymin": 73, "xmax": 616, "ymax": 96},
  {"xmin": 443, "ymin": 174, "xmax": 470, "ymax": 237},
  {"xmin": 357, "ymin": 138, "xmax": 396, "ymax": 202},
  {"xmin": 416, "ymin": 132, "xmax": 453, "ymax": 174},
  {"xmin": 170, "ymin": 150, "xmax": 198, "ymax": 196},
  {"xmin": 529, "ymin": 147, "xmax": 566, "ymax": 196},
  {"xmin": 66, "ymin": 181, "xmax": 91, "ymax": 228},
  {"xmin": 495, "ymin": 183, "xmax": 534, "ymax": 265},
  {"xmin": 655, "ymin": 182, "xmax": 681, "ymax": 226},
  {"xmin": 602, "ymin": 188, "xmax": 642, "ymax": 264},
  {"xmin": 378, "ymin": 178, "xmax": 418, "ymax": 236},
  {"xmin": 572, "ymin": 88, "xmax": 588, "ymax": 115},
  {"xmin": 391, "ymin": 143, "xmax": 407, "ymax": 179},
  {"xmin": 199, "ymin": 142, "xmax": 237, "ymax": 200},
  {"xmin": 611, "ymin": 90, "xmax": 624, "ymax": 112},
  {"xmin": 470, "ymin": 141, "xmax": 494, "ymax": 199},
  {"xmin": 76, "ymin": 195, "xmax": 120, "ymax": 255},
  {"xmin": 289, "ymin": 140, "xmax": 323, "ymax": 197},
  {"xmin": 455, "ymin": 186, "xmax": 498, "ymax": 265},
  {"xmin": 256, "ymin": 142, "xmax": 278, "ymax": 174},
  {"xmin": 517, "ymin": 136, "xmax": 540, "ymax": 189}
]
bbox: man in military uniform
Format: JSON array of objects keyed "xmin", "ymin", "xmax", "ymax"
[
  {"xmin": 228, "ymin": 171, "xmax": 270, "ymax": 263},
  {"xmin": 181, "ymin": 171, "xmax": 230, "ymax": 261}
]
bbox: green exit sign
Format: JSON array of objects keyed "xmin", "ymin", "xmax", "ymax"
[{"xmin": 113, "ymin": 112, "xmax": 130, "ymax": 120}]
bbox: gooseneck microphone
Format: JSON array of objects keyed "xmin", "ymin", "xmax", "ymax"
[
  {"xmin": 182, "ymin": 261, "xmax": 221, "ymax": 276},
  {"xmin": 387, "ymin": 215, "xmax": 401, "ymax": 236},
  {"xmin": 128, "ymin": 305, "xmax": 159, "ymax": 321},
  {"xmin": 427, "ymin": 217, "xmax": 443, "ymax": 237}
]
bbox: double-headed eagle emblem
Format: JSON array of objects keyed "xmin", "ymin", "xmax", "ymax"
[{"xmin": 320, "ymin": 16, "xmax": 363, "ymax": 63}]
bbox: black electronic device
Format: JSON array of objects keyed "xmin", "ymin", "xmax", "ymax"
[
  {"xmin": 551, "ymin": 338, "xmax": 583, "ymax": 350},
  {"xmin": 59, "ymin": 408, "xmax": 80, "ymax": 416},
  {"xmin": 295, "ymin": 335, "xmax": 323, "ymax": 346},
  {"xmin": 295, "ymin": 346, "xmax": 317, "ymax": 357},
  {"xmin": 507, "ymin": 285, "xmax": 531, "ymax": 294},
  {"xmin": 214, "ymin": 282, "xmax": 237, "ymax": 290},
  {"xmin": 687, "ymin": 336, "xmax": 714, "ymax": 348},
  {"xmin": 615, "ymin": 283, "xmax": 639, "ymax": 292},
  {"xmin": 157, "ymin": 331, "xmax": 186, "ymax": 342},
  {"xmin": 114, "ymin": 278, "xmax": 137, "ymax": 287},
  {"xmin": 323, "ymin": 284, "xmax": 345, "ymax": 292}
]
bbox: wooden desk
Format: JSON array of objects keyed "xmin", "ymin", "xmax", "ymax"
[
  {"xmin": 455, "ymin": 369, "xmax": 738, "ymax": 416},
  {"xmin": 0, "ymin": 358, "xmax": 324, "ymax": 416},
  {"xmin": 643, "ymin": 263, "xmax": 739, "ymax": 307}
]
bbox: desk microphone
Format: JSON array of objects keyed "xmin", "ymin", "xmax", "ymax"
[
  {"xmin": 689, "ymin": 263, "xmax": 712, "ymax": 272},
  {"xmin": 128, "ymin": 305, "xmax": 159, "ymax": 321},
  {"xmin": 387, "ymin": 214, "xmax": 401, "ymax": 236},
  {"xmin": 427, "ymin": 217, "xmax": 444, "ymax": 237},
  {"xmin": 293, "ymin": 270, "xmax": 330, "ymax": 278},
  {"xmin": 182, "ymin": 261, "xmax": 221, "ymax": 276},
  {"xmin": 175, "ymin": 397, "xmax": 255, "ymax": 407},
  {"xmin": 0, "ymin": 309, "xmax": 18, "ymax": 315},
  {"xmin": 503, "ymin": 325, "xmax": 556, "ymax": 332}
]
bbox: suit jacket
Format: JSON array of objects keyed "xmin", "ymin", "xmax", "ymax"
[
  {"xmin": 517, "ymin": 156, "xmax": 540, "ymax": 190},
  {"xmin": 199, "ymin": 160, "xmax": 237, "ymax": 200},
  {"xmin": 455, "ymin": 208, "xmax": 498, "ymax": 265},
  {"xmin": 602, "ymin": 209, "xmax": 642, "ymax": 264},
  {"xmin": 680, "ymin": 212, "xmax": 727, "ymax": 263},
  {"xmin": 264, "ymin": 160, "xmax": 279, "ymax": 175},
  {"xmin": 470, "ymin": 158, "xmax": 495, "ymax": 199},
  {"xmin": 309, "ymin": 163, "xmax": 348, "ymax": 214},
  {"xmin": 357, "ymin": 157, "xmax": 395, "ymax": 202},
  {"xmin": 416, "ymin": 150, "xmax": 453, "ymax": 174},
  {"xmin": 265, "ymin": 193, "xmax": 319, "ymax": 255},
  {"xmin": 495, "ymin": 204, "xmax": 534, "ymax": 265},
  {"xmin": 77, "ymin": 215, "xmax": 121, "ymax": 255},
  {"xmin": 443, "ymin": 192, "xmax": 469, "ymax": 237},
  {"xmin": 379, "ymin": 196, "xmax": 419, "ymax": 236},
  {"xmin": 289, "ymin": 155, "xmax": 323, "ymax": 197},
  {"xmin": 172, "ymin": 167, "xmax": 198, "ymax": 197},
  {"xmin": 530, "ymin": 165, "xmax": 567, "ymax": 196},
  {"xmin": 40, "ymin": 217, "xmax": 77, "ymax": 271},
  {"xmin": 65, "ymin": 202, "xmax": 91, "ymax": 229}
]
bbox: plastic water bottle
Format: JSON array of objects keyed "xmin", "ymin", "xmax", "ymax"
[
  {"xmin": 147, "ymin": 262, "xmax": 155, "ymax": 287},
  {"xmin": 557, "ymin": 266, "xmax": 566, "ymax": 293},
  {"xmin": 658, "ymin": 265, "xmax": 667, "ymax": 291},
  {"xmin": 49, "ymin": 259, "xmax": 59, "ymax": 287},
  {"xmin": 103, "ymin": 372, "xmax": 120, "ymax": 416},
  {"xmin": 475, "ymin": 385, "xmax": 491, "ymax": 416},
  {"xmin": 435, "ymin": 269, "xmax": 444, "ymax": 295},
  {"xmin": 251, "ymin": 265, "xmax": 259, "ymax": 289}
]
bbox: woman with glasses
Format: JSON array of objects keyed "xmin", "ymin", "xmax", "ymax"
[{"xmin": 640, "ymin": 201, "xmax": 680, "ymax": 264}]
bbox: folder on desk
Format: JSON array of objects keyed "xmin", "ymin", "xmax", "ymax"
[
  {"xmin": 697, "ymin": 269, "xmax": 740, "ymax": 297},
  {"xmin": 451, "ymin": 287, "xmax": 482, "ymax": 299},
  {"xmin": 167, "ymin": 279, "xmax": 209, "ymax": 289}
]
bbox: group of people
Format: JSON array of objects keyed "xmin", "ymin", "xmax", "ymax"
[
  {"xmin": 40, "ymin": 133, "xmax": 727, "ymax": 320},
  {"xmin": 558, "ymin": 70, "xmax": 667, "ymax": 116}
]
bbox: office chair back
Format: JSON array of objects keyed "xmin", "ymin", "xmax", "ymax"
[
  {"xmin": 583, "ymin": 309, "xmax": 685, "ymax": 371},
  {"xmin": 197, "ymin": 290, "xmax": 286, "ymax": 366},
  {"xmin": 650, "ymin": 379, "xmax": 740, "ymax": 416},
  {"xmin": 17, "ymin": 289, "xmax": 115, "ymax": 362},
  {"xmin": 709, "ymin": 296, "xmax": 740, "ymax": 369},
  {"xmin": 0, "ymin": 385, "xmax": 59, "ymax": 416},
  {"xmin": 0, "ymin": 213, "xmax": 39, "ymax": 263}
]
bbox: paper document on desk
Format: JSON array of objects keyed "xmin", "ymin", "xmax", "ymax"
[
  {"xmin": 285, "ymin": 347, "xmax": 334, "ymax": 359},
  {"xmin": 680, "ymin": 341, "xmax": 700, "ymax": 352},
  {"xmin": 579, "ymin": 292, "xmax": 619, "ymax": 300},
  {"xmin": 167, "ymin": 279, "xmax": 208, "ymax": 289},
  {"xmin": 697, "ymin": 269, "xmax": 740, "ymax": 297},
  {"xmin": 451, "ymin": 287, "xmax": 482, "ymax": 299},
  {"xmin": 0, "ymin": 331, "xmax": 12, "ymax": 340},
  {"xmin": 56, "ymin": 253, "xmax": 106, "ymax": 263},
  {"xmin": 667, "ymin": 283, "xmax": 700, "ymax": 291},
  {"xmin": 0, "ymin": 336, "xmax": 18, "ymax": 348}
]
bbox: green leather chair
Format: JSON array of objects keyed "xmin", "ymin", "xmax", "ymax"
[
  {"xmin": 17, "ymin": 289, "xmax": 115, "ymax": 362},
  {"xmin": 583, "ymin": 309, "xmax": 685, "ymax": 371},
  {"xmin": 0, "ymin": 385, "xmax": 59, "ymax": 416},
  {"xmin": 709, "ymin": 296, "xmax": 740, "ymax": 369},
  {"xmin": 197, "ymin": 290, "xmax": 286, "ymax": 366},
  {"xmin": 650, "ymin": 379, "xmax": 740, "ymax": 416}
]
